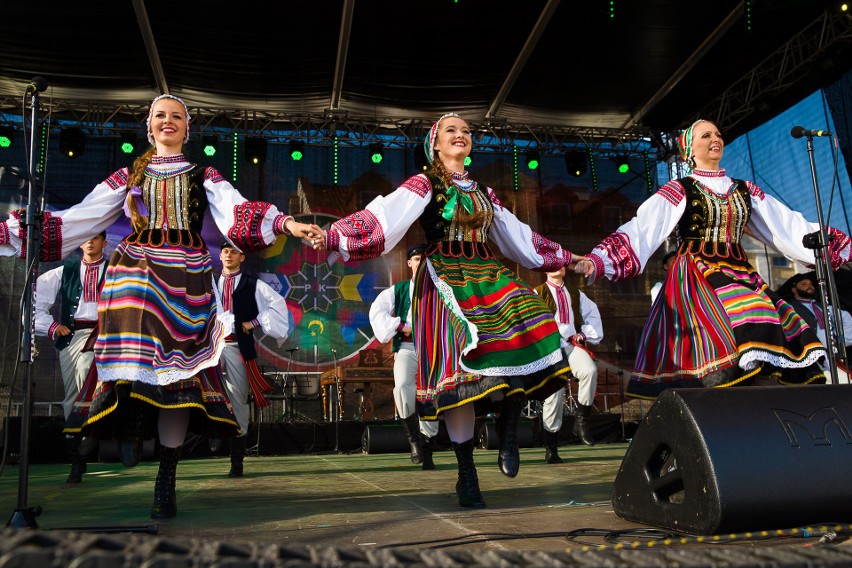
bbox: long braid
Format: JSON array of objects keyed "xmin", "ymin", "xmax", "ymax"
[{"xmin": 125, "ymin": 146, "xmax": 156, "ymax": 233}]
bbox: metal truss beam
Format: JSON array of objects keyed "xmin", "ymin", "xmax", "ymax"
[
  {"xmin": 699, "ymin": 11, "xmax": 852, "ymax": 131},
  {"xmin": 0, "ymin": 100, "xmax": 659, "ymax": 158}
]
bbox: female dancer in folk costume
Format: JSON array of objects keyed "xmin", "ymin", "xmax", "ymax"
[
  {"xmin": 314, "ymin": 113, "xmax": 584, "ymax": 507},
  {"xmin": 0, "ymin": 94, "xmax": 322, "ymax": 519},
  {"xmin": 575, "ymin": 119, "xmax": 851, "ymax": 399}
]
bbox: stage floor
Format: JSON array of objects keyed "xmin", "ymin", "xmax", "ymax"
[{"xmin": 2, "ymin": 444, "xmax": 852, "ymax": 566}]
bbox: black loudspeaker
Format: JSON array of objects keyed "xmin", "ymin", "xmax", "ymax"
[
  {"xmin": 362, "ymin": 425, "xmax": 409, "ymax": 454},
  {"xmin": 477, "ymin": 421, "xmax": 534, "ymax": 450},
  {"xmin": 612, "ymin": 385, "xmax": 852, "ymax": 535}
]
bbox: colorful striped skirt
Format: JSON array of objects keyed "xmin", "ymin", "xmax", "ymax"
[
  {"xmin": 414, "ymin": 242, "xmax": 570, "ymax": 419},
  {"xmin": 64, "ymin": 230, "xmax": 238, "ymax": 438},
  {"xmin": 627, "ymin": 250, "xmax": 825, "ymax": 399}
]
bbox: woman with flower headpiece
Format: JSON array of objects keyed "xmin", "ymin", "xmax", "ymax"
[
  {"xmin": 574, "ymin": 119, "xmax": 851, "ymax": 399},
  {"xmin": 312, "ymin": 114, "xmax": 584, "ymax": 508},
  {"xmin": 0, "ymin": 94, "xmax": 323, "ymax": 519}
]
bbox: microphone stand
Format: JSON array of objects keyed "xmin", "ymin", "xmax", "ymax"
[
  {"xmin": 283, "ymin": 347, "xmax": 299, "ymax": 421},
  {"xmin": 331, "ymin": 349, "xmax": 341, "ymax": 452},
  {"xmin": 7, "ymin": 84, "xmax": 44, "ymax": 529},
  {"xmin": 799, "ymin": 133, "xmax": 847, "ymax": 385}
]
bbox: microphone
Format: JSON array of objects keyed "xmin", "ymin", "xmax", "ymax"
[
  {"xmin": 285, "ymin": 347, "xmax": 299, "ymax": 353},
  {"xmin": 26, "ymin": 76, "xmax": 48, "ymax": 94},
  {"xmin": 791, "ymin": 126, "xmax": 832, "ymax": 139}
]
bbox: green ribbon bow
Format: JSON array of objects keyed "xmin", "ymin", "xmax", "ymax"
[{"xmin": 440, "ymin": 185, "xmax": 475, "ymax": 221}]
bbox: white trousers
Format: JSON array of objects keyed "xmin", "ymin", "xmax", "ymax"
[
  {"xmin": 394, "ymin": 343, "xmax": 439, "ymax": 438},
  {"xmin": 220, "ymin": 341, "xmax": 251, "ymax": 435},
  {"xmin": 58, "ymin": 329, "xmax": 95, "ymax": 420},
  {"xmin": 542, "ymin": 345, "xmax": 597, "ymax": 433}
]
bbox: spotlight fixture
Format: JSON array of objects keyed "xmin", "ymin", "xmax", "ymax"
[
  {"xmin": 244, "ymin": 137, "xmax": 267, "ymax": 165},
  {"xmin": 369, "ymin": 142, "xmax": 384, "ymax": 164},
  {"xmin": 202, "ymin": 135, "xmax": 218, "ymax": 157},
  {"xmin": 119, "ymin": 132, "xmax": 137, "ymax": 155},
  {"xmin": 59, "ymin": 127, "xmax": 86, "ymax": 159},
  {"xmin": 0, "ymin": 126, "xmax": 14, "ymax": 149},
  {"xmin": 289, "ymin": 140, "xmax": 305, "ymax": 161},
  {"xmin": 615, "ymin": 154, "xmax": 630, "ymax": 174},
  {"xmin": 525, "ymin": 150, "xmax": 540, "ymax": 171},
  {"xmin": 564, "ymin": 150, "xmax": 587, "ymax": 177}
]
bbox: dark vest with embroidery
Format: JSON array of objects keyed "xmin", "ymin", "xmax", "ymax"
[
  {"xmin": 676, "ymin": 176, "xmax": 751, "ymax": 260},
  {"xmin": 56, "ymin": 260, "xmax": 105, "ymax": 351},
  {"xmin": 533, "ymin": 282, "xmax": 584, "ymax": 330},
  {"xmin": 229, "ymin": 274, "xmax": 260, "ymax": 361},
  {"xmin": 131, "ymin": 165, "xmax": 209, "ymax": 248},
  {"xmin": 391, "ymin": 280, "xmax": 412, "ymax": 353}
]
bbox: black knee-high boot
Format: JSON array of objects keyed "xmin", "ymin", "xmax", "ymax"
[
  {"xmin": 65, "ymin": 435, "xmax": 87, "ymax": 484},
  {"xmin": 400, "ymin": 414, "xmax": 424, "ymax": 464},
  {"xmin": 118, "ymin": 401, "xmax": 145, "ymax": 468},
  {"xmin": 496, "ymin": 394, "xmax": 524, "ymax": 477},
  {"xmin": 572, "ymin": 404, "xmax": 595, "ymax": 446},
  {"xmin": 229, "ymin": 435, "xmax": 247, "ymax": 478},
  {"xmin": 452, "ymin": 439, "xmax": 485, "ymax": 508},
  {"xmin": 151, "ymin": 445, "xmax": 181, "ymax": 519},
  {"xmin": 421, "ymin": 436, "xmax": 436, "ymax": 470}
]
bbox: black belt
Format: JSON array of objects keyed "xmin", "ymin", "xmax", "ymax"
[{"xmin": 73, "ymin": 320, "xmax": 97, "ymax": 330}]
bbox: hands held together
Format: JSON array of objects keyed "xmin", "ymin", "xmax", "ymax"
[
  {"xmin": 568, "ymin": 255, "xmax": 596, "ymax": 280},
  {"xmin": 285, "ymin": 218, "xmax": 327, "ymax": 251}
]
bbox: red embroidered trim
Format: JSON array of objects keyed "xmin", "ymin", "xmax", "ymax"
[
  {"xmin": 745, "ymin": 180, "xmax": 765, "ymax": 200},
  {"xmin": 106, "ymin": 169, "xmax": 128, "ymax": 190},
  {"xmin": 229, "ymin": 201, "xmax": 273, "ymax": 252},
  {"xmin": 598, "ymin": 232, "xmax": 639, "ymax": 281},
  {"xmin": 329, "ymin": 209, "xmax": 385, "ymax": 261},
  {"xmin": 41, "ymin": 212, "xmax": 63, "ymax": 262},
  {"xmin": 205, "ymin": 166, "xmax": 225, "ymax": 184},
  {"xmin": 589, "ymin": 253, "xmax": 605, "ymax": 283},
  {"xmin": 657, "ymin": 180, "xmax": 685, "ymax": 206},
  {"xmin": 532, "ymin": 232, "xmax": 569, "ymax": 271},
  {"xmin": 0, "ymin": 222, "xmax": 8, "ymax": 246},
  {"xmin": 402, "ymin": 174, "xmax": 430, "ymax": 198},
  {"xmin": 326, "ymin": 228, "xmax": 340, "ymax": 251},
  {"xmin": 487, "ymin": 187, "xmax": 504, "ymax": 209},
  {"xmin": 272, "ymin": 215, "xmax": 291, "ymax": 235},
  {"xmin": 828, "ymin": 227, "xmax": 851, "ymax": 270}
]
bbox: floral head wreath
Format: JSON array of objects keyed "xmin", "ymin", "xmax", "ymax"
[
  {"xmin": 146, "ymin": 94, "xmax": 191, "ymax": 146},
  {"xmin": 677, "ymin": 118, "xmax": 708, "ymax": 170},
  {"xmin": 423, "ymin": 112, "xmax": 461, "ymax": 165}
]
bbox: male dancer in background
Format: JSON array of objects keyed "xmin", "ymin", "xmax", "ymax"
[
  {"xmin": 369, "ymin": 243, "xmax": 440, "ymax": 469},
  {"xmin": 534, "ymin": 266, "xmax": 603, "ymax": 463},
  {"xmin": 35, "ymin": 231, "xmax": 107, "ymax": 483},
  {"xmin": 217, "ymin": 240, "xmax": 291, "ymax": 477}
]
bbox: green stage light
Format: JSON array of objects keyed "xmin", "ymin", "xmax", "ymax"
[
  {"xmin": 290, "ymin": 140, "xmax": 304, "ymax": 161},
  {"xmin": 615, "ymin": 155, "xmax": 630, "ymax": 174},
  {"xmin": 0, "ymin": 126, "xmax": 14, "ymax": 148},
  {"xmin": 202, "ymin": 135, "xmax": 218, "ymax": 157},
  {"xmin": 464, "ymin": 156, "xmax": 472, "ymax": 167},
  {"xmin": 119, "ymin": 133, "xmax": 137, "ymax": 155},
  {"xmin": 369, "ymin": 142, "xmax": 384, "ymax": 164},
  {"xmin": 526, "ymin": 150, "xmax": 540, "ymax": 171}
]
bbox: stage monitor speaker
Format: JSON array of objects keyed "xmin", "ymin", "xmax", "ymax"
[
  {"xmin": 612, "ymin": 385, "xmax": 852, "ymax": 535},
  {"xmin": 362, "ymin": 425, "xmax": 409, "ymax": 454}
]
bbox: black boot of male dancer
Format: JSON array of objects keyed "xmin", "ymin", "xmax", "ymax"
[
  {"xmin": 421, "ymin": 436, "xmax": 436, "ymax": 470},
  {"xmin": 400, "ymin": 414, "xmax": 424, "ymax": 464},
  {"xmin": 573, "ymin": 404, "xmax": 595, "ymax": 446},
  {"xmin": 229, "ymin": 435, "xmax": 247, "ymax": 478},
  {"xmin": 495, "ymin": 394, "xmax": 524, "ymax": 477},
  {"xmin": 65, "ymin": 435, "xmax": 87, "ymax": 483},
  {"xmin": 542, "ymin": 429, "xmax": 563, "ymax": 464}
]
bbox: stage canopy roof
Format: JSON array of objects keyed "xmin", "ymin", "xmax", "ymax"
[{"xmin": 1, "ymin": 0, "xmax": 851, "ymax": 146}]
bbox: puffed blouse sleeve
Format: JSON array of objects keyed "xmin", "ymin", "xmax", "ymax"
[
  {"xmin": 587, "ymin": 180, "xmax": 687, "ymax": 282},
  {"xmin": 486, "ymin": 187, "xmax": 573, "ymax": 271},
  {"xmin": 0, "ymin": 169, "xmax": 130, "ymax": 261},
  {"xmin": 745, "ymin": 181, "xmax": 851, "ymax": 269},
  {"xmin": 325, "ymin": 174, "xmax": 432, "ymax": 262},
  {"xmin": 202, "ymin": 167, "xmax": 293, "ymax": 253}
]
